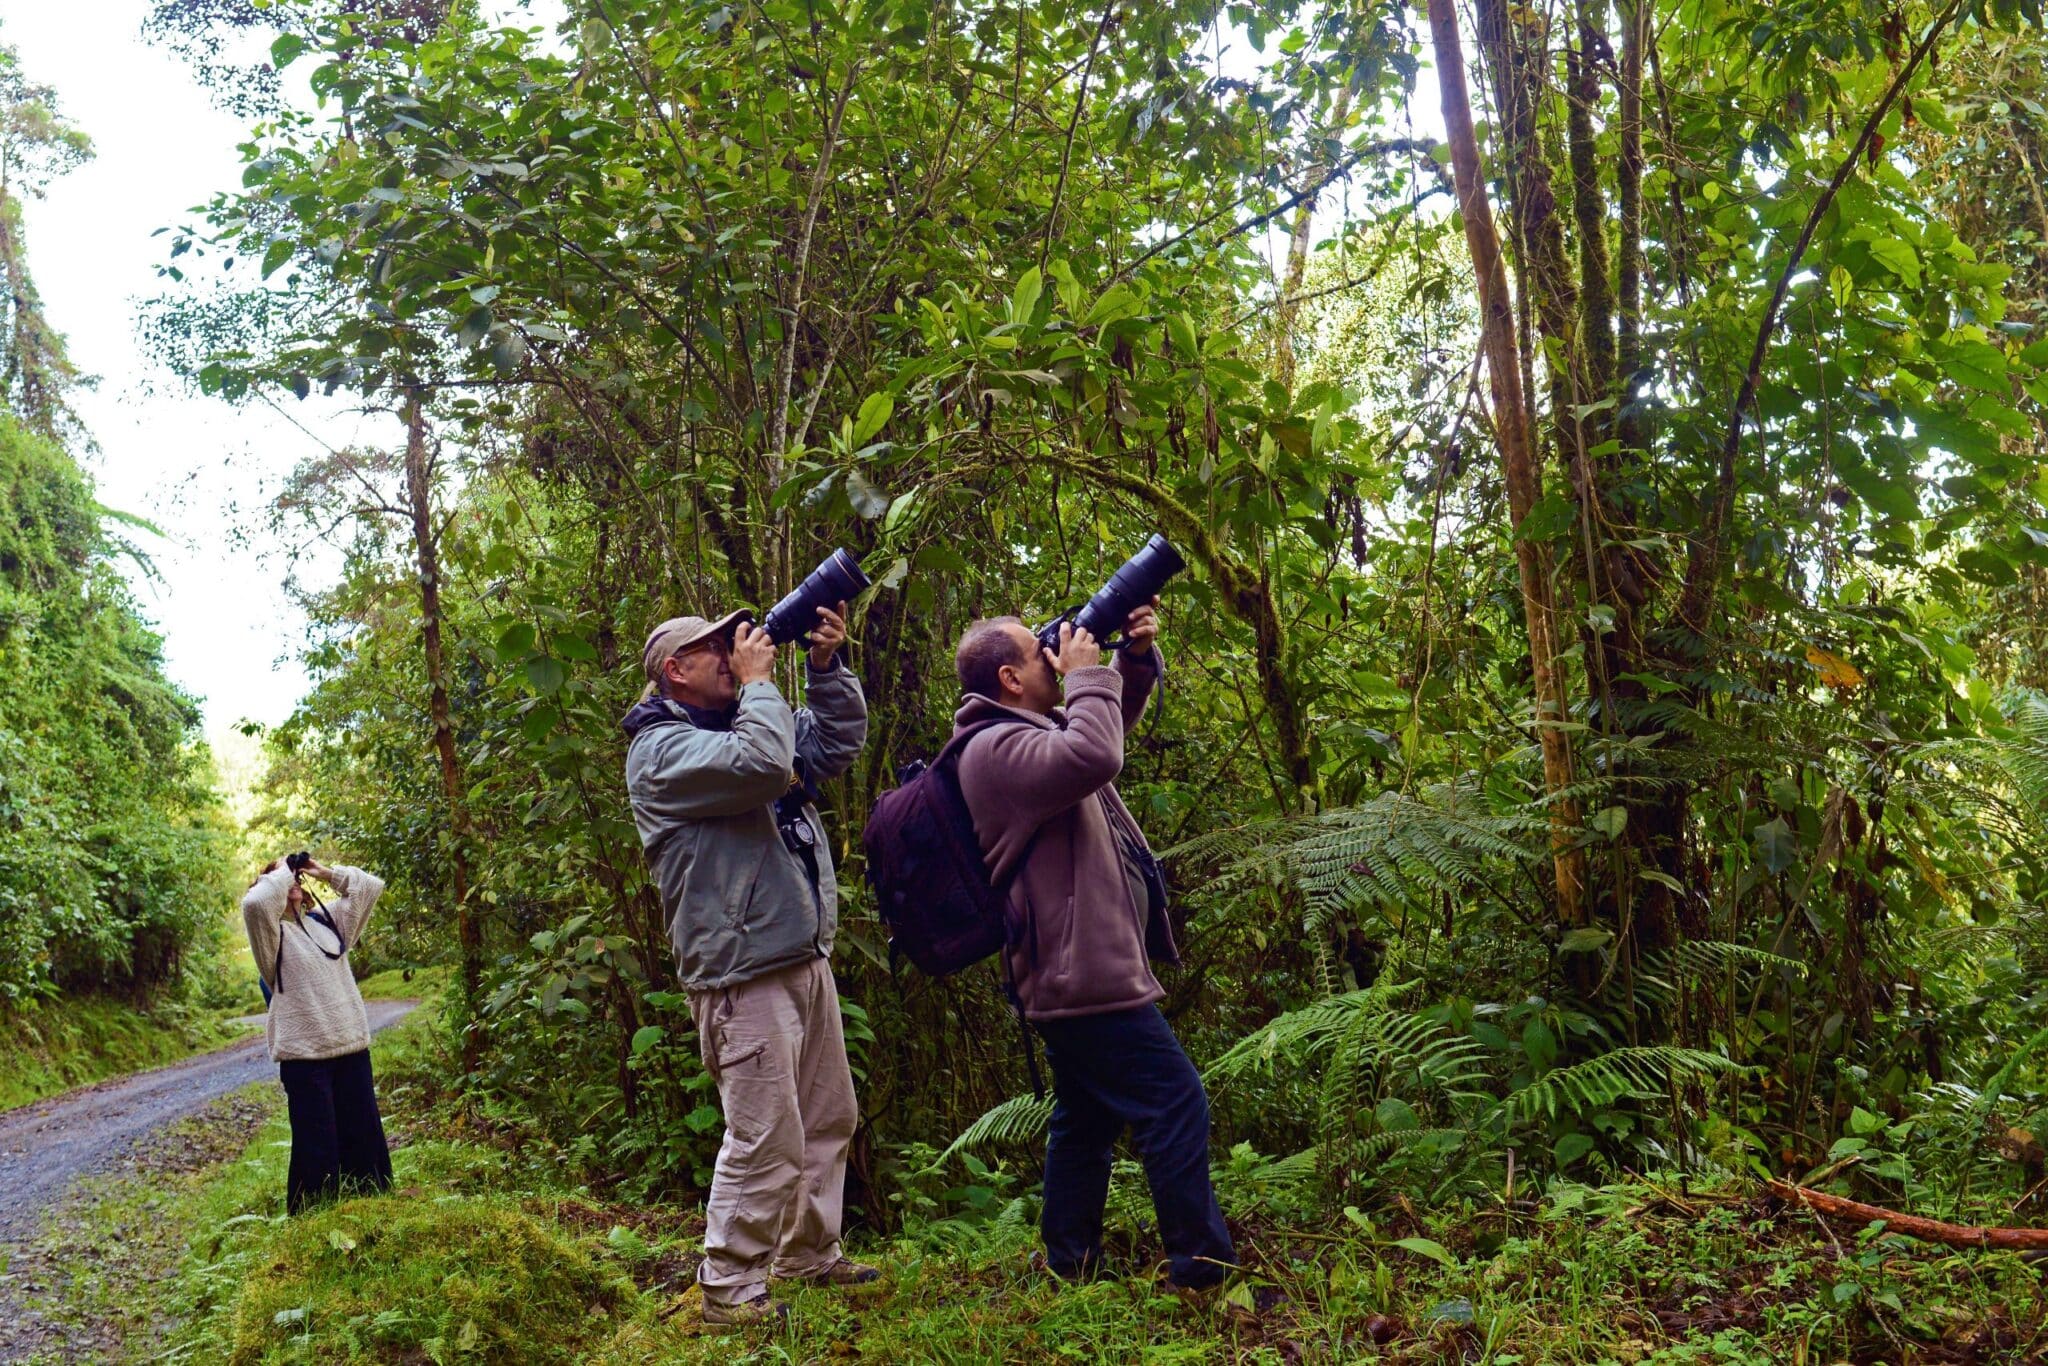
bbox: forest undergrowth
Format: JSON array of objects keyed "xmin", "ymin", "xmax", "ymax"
[{"xmin": 97, "ymin": 999, "xmax": 2045, "ymax": 1366}]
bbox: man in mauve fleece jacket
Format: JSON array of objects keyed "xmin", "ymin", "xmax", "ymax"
[{"xmin": 950, "ymin": 600, "xmax": 1235, "ymax": 1293}]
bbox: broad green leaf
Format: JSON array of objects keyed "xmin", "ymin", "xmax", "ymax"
[
  {"xmin": 883, "ymin": 485, "xmax": 922, "ymax": 536},
  {"xmin": 526, "ymin": 656, "xmax": 567, "ymax": 693},
  {"xmin": 1083, "ymin": 283, "xmax": 1139, "ymax": 327},
  {"xmin": 1588, "ymin": 806, "xmax": 1627, "ymax": 839},
  {"xmin": 1374, "ymin": 1097, "xmax": 1420, "ymax": 1131},
  {"xmin": 1754, "ymin": 817, "xmax": 1797, "ymax": 875},
  {"xmin": 1514, "ymin": 493, "xmax": 1577, "ymax": 542},
  {"xmin": 498, "ymin": 622, "xmax": 536, "ymax": 657},
  {"xmin": 1559, "ymin": 927, "xmax": 1614, "ymax": 953},
  {"xmin": 521, "ymin": 705, "xmax": 557, "ymax": 744},
  {"xmin": 851, "ymin": 392, "xmax": 894, "ymax": 445},
  {"xmin": 1934, "ymin": 339, "xmax": 2007, "ymax": 393},
  {"xmin": 1009, "ymin": 266, "xmax": 1042, "ymax": 326},
  {"xmin": 1392, "ymin": 1237, "xmax": 1456, "ymax": 1268},
  {"xmin": 631, "ymin": 1025, "xmax": 665, "ymax": 1055},
  {"xmin": 1868, "ymin": 237, "xmax": 1920, "ymax": 289},
  {"xmin": 1912, "ymin": 98, "xmax": 1957, "ymax": 136},
  {"xmin": 845, "ymin": 469, "xmax": 890, "ymax": 520},
  {"xmin": 458, "ymin": 306, "xmax": 494, "ymax": 349},
  {"xmin": 1553, "ymin": 1132, "xmax": 1596, "ymax": 1166}
]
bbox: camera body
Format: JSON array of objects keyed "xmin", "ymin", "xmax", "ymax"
[
  {"xmin": 761, "ymin": 548, "xmax": 871, "ymax": 647},
  {"xmin": 285, "ymin": 850, "xmax": 313, "ymax": 875},
  {"xmin": 1036, "ymin": 534, "xmax": 1187, "ymax": 653}
]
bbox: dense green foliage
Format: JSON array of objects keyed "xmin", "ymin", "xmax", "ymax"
[
  {"xmin": 92, "ymin": 1005, "xmax": 2048, "ymax": 1362},
  {"xmin": 140, "ymin": 0, "xmax": 2048, "ymax": 1309},
  {"xmin": 0, "ymin": 413, "xmax": 237, "ymax": 1002}
]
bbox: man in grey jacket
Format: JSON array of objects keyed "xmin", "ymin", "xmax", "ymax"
[{"xmin": 623, "ymin": 601, "xmax": 872, "ymax": 1326}]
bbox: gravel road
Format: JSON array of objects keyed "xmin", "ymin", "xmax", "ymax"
[{"xmin": 0, "ymin": 998, "xmax": 418, "ymax": 1247}]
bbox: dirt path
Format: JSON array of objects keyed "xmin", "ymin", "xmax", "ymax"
[{"xmin": 0, "ymin": 999, "xmax": 417, "ymax": 1248}]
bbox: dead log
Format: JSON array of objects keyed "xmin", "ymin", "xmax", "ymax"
[{"xmin": 1766, "ymin": 1179, "xmax": 2048, "ymax": 1250}]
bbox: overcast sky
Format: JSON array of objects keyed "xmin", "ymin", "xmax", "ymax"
[{"xmin": 5, "ymin": 2, "xmax": 392, "ymax": 733}]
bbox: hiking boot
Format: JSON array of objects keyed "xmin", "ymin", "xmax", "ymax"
[
  {"xmin": 701, "ymin": 1292, "xmax": 789, "ymax": 1327},
  {"xmin": 783, "ymin": 1257, "xmax": 881, "ymax": 1290}
]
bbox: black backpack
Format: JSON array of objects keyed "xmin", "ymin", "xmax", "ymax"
[
  {"xmin": 862, "ymin": 719, "xmax": 1033, "ymax": 978},
  {"xmin": 862, "ymin": 718, "xmax": 1046, "ymax": 1092}
]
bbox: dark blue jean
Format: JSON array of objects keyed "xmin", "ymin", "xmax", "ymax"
[{"xmin": 1031, "ymin": 1005, "xmax": 1235, "ymax": 1289}]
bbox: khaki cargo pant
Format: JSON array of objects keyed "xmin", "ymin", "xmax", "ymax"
[{"xmin": 688, "ymin": 956, "xmax": 858, "ymax": 1305}]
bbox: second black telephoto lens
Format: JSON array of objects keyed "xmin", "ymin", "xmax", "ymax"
[{"xmin": 1037, "ymin": 534, "xmax": 1187, "ymax": 651}]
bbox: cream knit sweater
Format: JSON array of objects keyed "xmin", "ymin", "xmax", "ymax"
[{"xmin": 242, "ymin": 864, "xmax": 386, "ymax": 1063}]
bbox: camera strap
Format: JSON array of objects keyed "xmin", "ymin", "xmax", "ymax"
[{"xmin": 271, "ymin": 890, "xmax": 347, "ymax": 995}]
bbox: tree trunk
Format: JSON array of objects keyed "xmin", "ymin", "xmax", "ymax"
[
  {"xmin": 1427, "ymin": 0, "xmax": 1586, "ymax": 928},
  {"xmin": 1274, "ymin": 86, "xmax": 1354, "ymax": 392},
  {"xmin": 404, "ymin": 395, "xmax": 483, "ymax": 1074}
]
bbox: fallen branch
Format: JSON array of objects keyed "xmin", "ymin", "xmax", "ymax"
[{"xmin": 1766, "ymin": 1179, "xmax": 2048, "ymax": 1250}]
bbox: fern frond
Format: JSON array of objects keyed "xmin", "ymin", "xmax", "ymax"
[
  {"xmin": 1499, "ymin": 1047, "xmax": 1745, "ymax": 1124},
  {"xmin": 1204, "ymin": 979, "xmax": 1418, "ymax": 1081},
  {"xmin": 931, "ymin": 1093, "xmax": 1052, "ymax": 1169}
]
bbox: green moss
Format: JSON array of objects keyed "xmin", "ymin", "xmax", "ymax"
[
  {"xmin": 0, "ymin": 994, "xmax": 236, "ymax": 1112},
  {"xmin": 225, "ymin": 1198, "xmax": 630, "ymax": 1365}
]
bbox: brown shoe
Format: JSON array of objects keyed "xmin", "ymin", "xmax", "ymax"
[
  {"xmin": 784, "ymin": 1257, "xmax": 881, "ymax": 1289},
  {"xmin": 701, "ymin": 1292, "xmax": 789, "ymax": 1327}
]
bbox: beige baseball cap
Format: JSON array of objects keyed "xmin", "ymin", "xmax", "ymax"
[{"xmin": 641, "ymin": 609, "xmax": 753, "ymax": 682}]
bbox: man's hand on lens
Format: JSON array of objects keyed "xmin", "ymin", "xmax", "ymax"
[
  {"xmin": 731, "ymin": 622, "xmax": 777, "ymax": 685},
  {"xmin": 808, "ymin": 601, "xmax": 849, "ymax": 671},
  {"xmin": 1123, "ymin": 596, "xmax": 1161, "ymax": 657},
  {"xmin": 1045, "ymin": 621, "xmax": 1101, "ymax": 676}
]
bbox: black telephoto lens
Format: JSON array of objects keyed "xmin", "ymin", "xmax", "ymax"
[
  {"xmin": 761, "ymin": 548, "xmax": 871, "ymax": 646},
  {"xmin": 1037, "ymin": 534, "xmax": 1187, "ymax": 651}
]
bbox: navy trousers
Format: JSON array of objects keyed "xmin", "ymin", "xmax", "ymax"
[
  {"xmin": 1031, "ymin": 1005, "xmax": 1236, "ymax": 1288},
  {"xmin": 279, "ymin": 1049, "xmax": 393, "ymax": 1214}
]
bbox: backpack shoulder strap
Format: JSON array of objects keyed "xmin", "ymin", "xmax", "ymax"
[
  {"xmin": 934, "ymin": 714, "xmax": 1034, "ymax": 770},
  {"xmin": 942, "ymin": 714, "xmax": 1045, "ymax": 892}
]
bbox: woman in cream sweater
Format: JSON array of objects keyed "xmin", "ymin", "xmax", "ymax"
[{"xmin": 242, "ymin": 854, "xmax": 392, "ymax": 1213}]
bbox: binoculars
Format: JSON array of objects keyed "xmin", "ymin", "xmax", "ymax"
[
  {"xmin": 285, "ymin": 850, "xmax": 313, "ymax": 874},
  {"xmin": 1036, "ymin": 534, "xmax": 1187, "ymax": 653},
  {"xmin": 761, "ymin": 548, "xmax": 872, "ymax": 648}
]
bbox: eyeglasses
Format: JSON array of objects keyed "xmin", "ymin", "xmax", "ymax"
[{"xmin": 674, "ymin": 636, "xmax": 734, "ymax": 662}]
